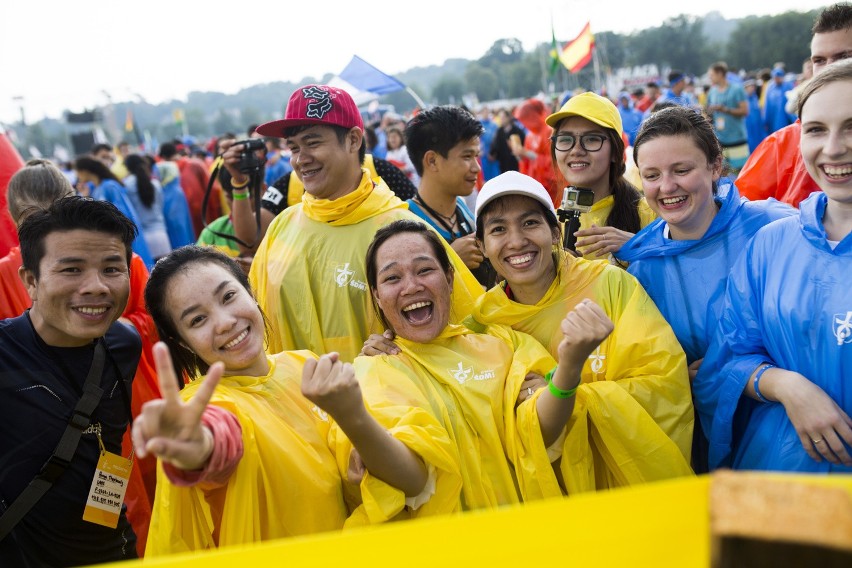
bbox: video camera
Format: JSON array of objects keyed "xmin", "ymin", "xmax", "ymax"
[
  {"xmin": 557, "ymin": 186, "xmax": 595, "ymax": 252},
  {"xmin": 236, "ymin": 138, "xmax": 267, "ymax": 174}
]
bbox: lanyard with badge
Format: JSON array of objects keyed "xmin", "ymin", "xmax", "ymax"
[{"xmin": 0, "ymin": 338, "xmax": 132, "ymax": 540}]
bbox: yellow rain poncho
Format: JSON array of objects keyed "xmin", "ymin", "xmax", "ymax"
[
  {"xmin": 249, "ymin": 170, "xmax": 482, "ymax": 362},
  {"xmin": 468, "ymin": 255, "xmax": 694, "ymax": 493},
  {"xmin": 336, "ymin": 324, "xmax": 566, "ymax": 527},
  {"xmin": 146, "ymin": 351, "xmax": 347, "ymax": 555}
]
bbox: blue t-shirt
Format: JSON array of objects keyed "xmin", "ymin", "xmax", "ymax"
[
  {"xmin": 406, "ymin": 196, "xmax": 476, "ymax": 242},
  {"xmin": 0, "ymin": 314, "xmax": 140, "ymax": 566},
  {"xmin": 708, "ymin": 84, "xmax": 748, "ymax": 146}
]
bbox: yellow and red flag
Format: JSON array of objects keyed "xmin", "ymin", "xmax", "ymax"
[{"xmin": 555, "ymin": 21, "xmax": 595, "ymax": 73}]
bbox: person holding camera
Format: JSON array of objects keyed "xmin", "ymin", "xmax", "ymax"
[
  {"xmin": 226, "ymin": 85, "xmax": 482, "ymax": 363},
  {"xmin": 546, "ymin": 92, "xmax": 656, "ymax": 263},
  {"xmin": 466, "ymin": 170, "xmax": 694, "ymax": 491}
]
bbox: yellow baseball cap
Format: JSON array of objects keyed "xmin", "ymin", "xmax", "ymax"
[{"xmin": 545, "ymin": 91, "xmax": 623, "ymax": 136}]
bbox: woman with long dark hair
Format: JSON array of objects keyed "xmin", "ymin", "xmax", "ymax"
[
  {"xmin": 124, "ymin": 154, "xmax": 171, "ymax": 260},
  {"xmin": 74, "ymin": 155, "xmax": 154, "ymax": 267},
  {"xmin": 546, "ymin": 92, "xmax": 656, "ymax": 263}
]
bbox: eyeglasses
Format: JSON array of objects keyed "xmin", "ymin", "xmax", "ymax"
[{"xmin": 550, "ymin": 133, "xmax": 607, "ymax": 152}]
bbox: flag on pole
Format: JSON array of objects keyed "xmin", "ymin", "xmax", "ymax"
[
  {"xmin": 125, "ymin": 109, "xmax": 144, "ymax": 148},
  {"xmin": 172, "ymin": 108, "xmax": 185, "ymax": 126},
  {"xmin": 338, "ymin": 55, "xmax": 405, "ymax": 95},
  {"xmin": 549, "ymin": 21, "xmax": 561, "ymax": 76},
  {"xmin": 555, "ymin": 22, "xmax": 595, "ymax": 74}
]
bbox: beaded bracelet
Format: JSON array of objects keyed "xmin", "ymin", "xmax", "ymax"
[
  {"xmin": 753, "ymin": 363, "xmax": 775, "ymax": 403},
  {"xmin": 231, "ymin": 176, "xmax": 250, "ymax": 189},
  {"xmin": 545, "ymin": 366, "xmax": 581, "ymax": 399}
]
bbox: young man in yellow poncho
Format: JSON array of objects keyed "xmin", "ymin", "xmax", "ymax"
[
  {"xmin": 229, "ymin": 85, "xmax": 481, "ymax": 362},
  {"xmin": 302, "ymin": 220, "xmax": 614, "ymax": 525},
  {"xmin": 467, "ymin": 172, "xmax": 694, "ymax": 492}
]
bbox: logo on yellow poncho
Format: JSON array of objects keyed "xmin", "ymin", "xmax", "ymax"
[{"xmin": 449, "ymin": 361, "xmax": 495, "ymax": 384}]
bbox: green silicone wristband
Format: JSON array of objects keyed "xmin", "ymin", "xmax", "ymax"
[{"xmin": 545, "ymin": 366, "xmax": 580, "ymax": 399}]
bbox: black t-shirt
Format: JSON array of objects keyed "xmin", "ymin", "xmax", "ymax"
[
  {"xmin": 0, "ymin": 314, "xmax": 140, "ymax": 567},
  {"xmin": 262, "ymin": 156, "xmax": 417, "ymax": 216},
  {"xmin": 490, "ymin": 124, "xmax": 526, "ymax": 173}
]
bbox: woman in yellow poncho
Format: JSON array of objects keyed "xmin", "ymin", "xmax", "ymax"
[
  {"xmin": 468, "ymin": 171, "xmax": 694, "ymax": 493},
  {"xmin": 301, "ymin": 219, "xmax": 614, "ymax": 526},
  {"xmin": 133, "ymin": 247, "xmax": 347, "ymax": 555}
]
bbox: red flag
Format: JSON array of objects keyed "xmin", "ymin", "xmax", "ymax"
[{"xmin": 558, "ymin": 22, "xmax": 595, "ymax": 73}]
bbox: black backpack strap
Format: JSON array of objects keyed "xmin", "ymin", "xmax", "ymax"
[{"xmin": 0, "ymin": 341, "xmax": 106, "ymax": 541}]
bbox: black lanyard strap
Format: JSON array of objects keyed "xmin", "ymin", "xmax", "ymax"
[{"xmin": 0, "ymin": 341, "xmax": 106, "ymax": 541}]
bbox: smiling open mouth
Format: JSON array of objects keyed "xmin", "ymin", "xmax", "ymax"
[
  {"xmin": 823, "ymin": 165, "xmax": 852, "ymax": 179},
  {"xmin": 507, "ymin": 252, "xmax": 535, "ymax": 266},
  {"xmin": 402, "ymin": 301, "xmax": 433, "ymax": 324},
  {"xmin": 661, "ymin": 196, "xmax": 688, "ymax": 206},
  {"xmin": 222, "ymin": 328, "xmax": 249, "ymax": 350},
  {"xmin": 74, "ymin": 306, "xmax": 108, "ymax": 316}
]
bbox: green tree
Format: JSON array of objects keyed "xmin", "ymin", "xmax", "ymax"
[
  {"xmin": 501, "ymin": 57, "xmax": 543, "ymax": 99},
  {"xmin": 212, "ymin": 109, "xmax": 238, "ymax": 137},
  {"xmin": 239, "ymin": 106, "xmax": 263, "ymax": 133},
  {"xmin": 627, "ymin": 14, "xmax": 712, "ymax": 74},
  {"xmin": 24, "ymin": 122, "xmax": 50, "ymax": 158},
  {"xmin": 431, "ymin": 75, "xmax": 465, "ymax": 105},
  {"xmin": 725, "ymin": 10, "xmax": 817, "ymax": 71},
  {"xmin": 184, "ymin": 107, "xmax": 210, "ymax": 138},
  {"xmin": 465, "ymin": 63, "xmax": 500, "ymax": 102},
  {"xmin": 479, "ymin": 38, "xmax": 524, "ymax": 67}
]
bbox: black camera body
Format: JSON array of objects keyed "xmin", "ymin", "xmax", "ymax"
[
  {"xmin": 236, "ymin": 138, "xmax": 267, "ymax": 174},
  {"xmin": 557, "ymin": 186, "xmax": 595, "ymax": 252}
]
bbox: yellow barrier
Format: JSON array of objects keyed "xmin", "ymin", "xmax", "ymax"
[
  {"xmin": 98, "ymin": 472, "xmax": 852, "ymax": 568},
  {"xmin": 104, "ymin": 476, "xmax": 710, "ymax": 567}
]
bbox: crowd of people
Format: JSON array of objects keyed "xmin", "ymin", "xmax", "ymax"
[{"xmin": 0, "ymin": 3, "xmax": 851, "ymax": 566}]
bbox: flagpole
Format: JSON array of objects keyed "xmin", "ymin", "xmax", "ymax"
[
  {"xmin": 593, "ymin": 48, "xmax": 602, "ymax": 94},
  {"xmin": 405, "ymin": 86, "xmax": 427, "ymax": 110}
]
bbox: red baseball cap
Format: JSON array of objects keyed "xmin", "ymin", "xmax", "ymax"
[{"xmin": 255, "ymin": 85, "xmax": 364, "ymax": 137}]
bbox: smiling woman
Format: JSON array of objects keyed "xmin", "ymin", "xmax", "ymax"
[
  {"xmin": 306, "ymin": 218, "xmax": 605, "ymax": 524},
  {"xmin": 693, "ymin": 60, "xmax": 852, "ymax": 474},
  {"xmin": 615, "ymin": 106, "xmax": 795, "ymax": 471},
  {"xmin": 136, "ymin": 246, "xmax": 348, "ymax": 554},
  {"xmin": 468, "ymin": 171, "xmax": 695, "ymax": 490},
  {"xmin": 546, "ymin": 92, "xmax": 657, "ymax": 262}
]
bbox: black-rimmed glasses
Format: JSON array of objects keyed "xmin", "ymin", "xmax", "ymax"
[{"xmin": 550, "ymin": 133, "xmax": 607, "ymax": 152}]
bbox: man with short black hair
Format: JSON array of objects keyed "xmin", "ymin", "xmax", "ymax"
[
  {"xmin": 707, "ymin": 61, "xmax": 749, "ymax": 176},
  {"xmin": 737, "ymin": 2, "xmax": 852, "ymax": 205},
  {"xmin": 0, "ymin": 196, "xmax": 141, "ymax": 566},
  {"xmin": 405, "ymin": 105, "xmax": 496, "ymax": 286}
]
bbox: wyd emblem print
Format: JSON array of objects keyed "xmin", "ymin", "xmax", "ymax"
[
  {"xmin": 335, "ymin": 263, "xmax": 354, "ymax": 287},
  {"xmin": 834, "ymin": 311, "xmax": 852, "ymax": 346},
  {"xmin": 449, "ymin": 362, "xmax": 472, "ymax": 384},
  {"xmin": 303, "ymin": 86, "xmax": 333, "ymax": 120}
]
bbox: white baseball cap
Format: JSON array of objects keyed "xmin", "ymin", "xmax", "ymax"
[{"xmin": 475, "ymin": 171, "xmax": 557, "ymax": 219}]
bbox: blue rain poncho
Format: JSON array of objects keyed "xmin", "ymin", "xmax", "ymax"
[
  {"xmin": 693, "ymin": 192, "xmax": 852, "ymax": 471},
  {"xmin": 616, "ymin": 181, "xmax": 794, "ymax": 363}
]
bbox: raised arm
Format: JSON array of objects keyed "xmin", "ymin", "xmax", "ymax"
[
  {"xmin": 301, "ymin": 352, "xmax": 428, "ymax": 497},
  {"xmin": 535, "ymin": 299, "xmax": 613, "ymax": 446},
  {"xmin": 132, "ymin": 343, "xmax": 224, "ymax": 470}
]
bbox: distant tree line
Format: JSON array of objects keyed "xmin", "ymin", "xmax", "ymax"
[{"xmin": 8, "ymin": 9, "xmax": 818, "ymax": 160}]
